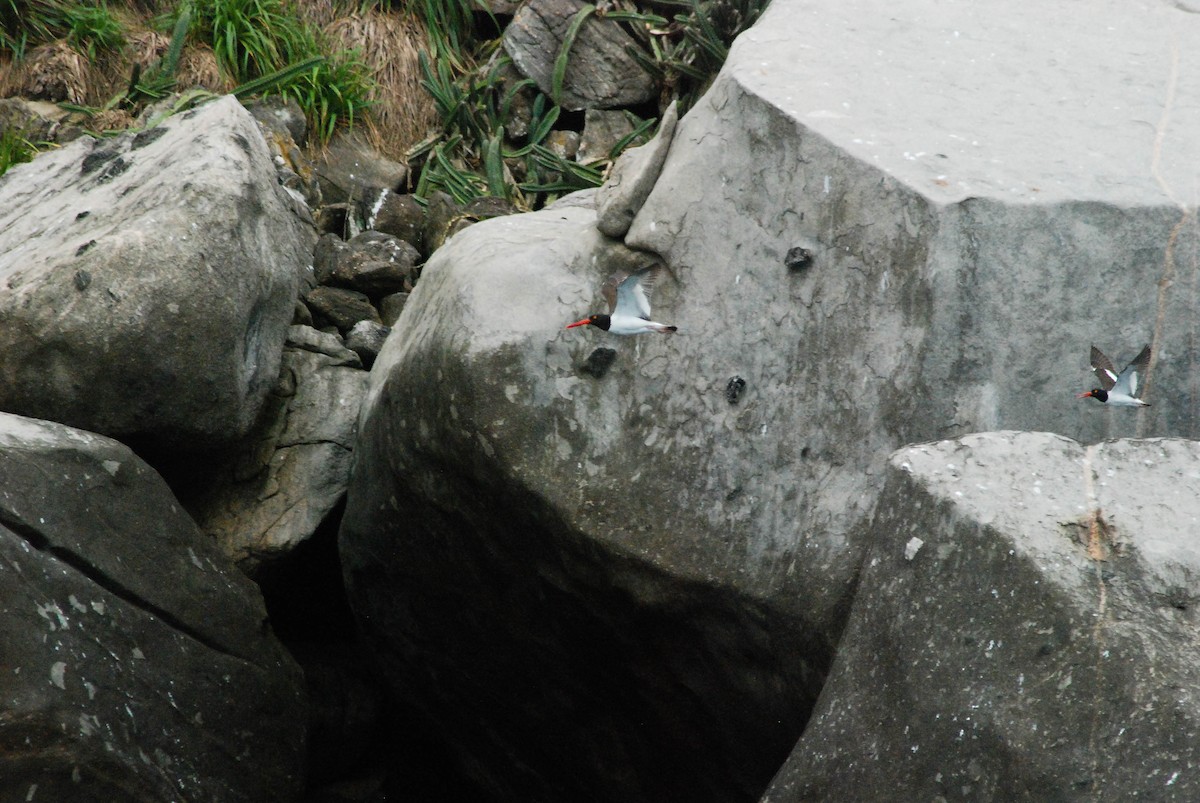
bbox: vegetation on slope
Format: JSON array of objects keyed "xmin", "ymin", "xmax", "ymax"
[{"xmin": 0, "ymin": 0, "xmax": 768, "ymax": 203}]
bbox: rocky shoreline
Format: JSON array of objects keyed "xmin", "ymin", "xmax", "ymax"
[{"xmin": 5, "ymin": 0, "xmax": 1200, "ymax": 801}]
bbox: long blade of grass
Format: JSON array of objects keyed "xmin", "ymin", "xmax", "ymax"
[
  {"xmin": 232, "ymin": 55, "xmax": 326, "ymax": 98},
  {"xmin": 483, "ymin": 127, "xmax": 507, "ymax": 198},
  {"xmin": 551, "ymin": 3, "xmax": 595, "ymax": 106}
]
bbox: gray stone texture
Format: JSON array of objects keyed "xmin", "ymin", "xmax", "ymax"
[
  {"xmin": 189, "ymin": 327, "xmax": 367, "ymax": 574},
  {"xmin": 765, "ymin": 432, "xmax": 1200, "ymax": 800},
  {"xmin": 0, "ymin": 95, "xmax": 312, "ymax": 450},
  {"xmin": 0, "ymin": 412, "xmax": 306, "ymax": 801},
  {"xmin": 341, "ymin": 0, "xmax": 1200, "ymax": 800},
  {"xmin": 503, "ymin": 0, "xmax": 659, "ymax": 111},
  {"xmin": 312, "ymin": 127, "xmax": 407, "ymax": 205},
  {"xmin": 595, "ymin": 101, "xmax": 677, "ymax": 238}
]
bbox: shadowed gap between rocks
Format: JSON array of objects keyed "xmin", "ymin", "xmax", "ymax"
[
  {"xmin": 340, "ymin": 437, "xmax": 835, "ymax": 802},
  {"xmin": 253, "ymin": 500, "xmax": 482, "ymax": 800}
]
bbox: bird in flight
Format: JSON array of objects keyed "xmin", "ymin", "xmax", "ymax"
[
  {"xmin": 1077, "ymin": 344, "xmax": 1151, "ymax": 407},
  {"xmin": 565, "ymin": 265, "xmax": 677, "ymax": 335}
]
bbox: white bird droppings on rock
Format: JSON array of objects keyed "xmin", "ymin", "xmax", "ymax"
[
  {"xmin": 904, "ymin": 537, "xmax": 924, "ymax": 561},
  {"xmin": 49, "ymin": 661, "xmax": 66, "ymax": 689}
]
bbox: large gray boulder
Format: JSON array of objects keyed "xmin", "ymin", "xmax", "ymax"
[
  {"xmin": 765, "ymin": 432, "xmax": 1200, "ymax": 801},
  {"xmin": 341, "ymin": 0, "xmax": 1200, "ymax": 799},
  {"xmin": 341, "ymin": 202, "xmax": 816, "ymax": 802},
  {"xmin": 0, "ymin": 412, "xmax": 306, "ymax": 801},
  {"xmin": 0, "ymin": 95, "xmax": 313, "ymax": 450},
  {"xmin": 189, "ymin": 326, "xmax": 367, "ymax": 574}
]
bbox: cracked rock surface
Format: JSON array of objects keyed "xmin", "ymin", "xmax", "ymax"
[{"xmin": 0, "ymin": 412, "xmax": 306, "ymax": 801}]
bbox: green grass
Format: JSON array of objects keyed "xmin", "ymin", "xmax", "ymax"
[
  {"xmin": 404, "ymin": 0, "xmax": 767, "ymax": 210},
  {"xmin": 0, "ymin": 127, "xmax": 46, "ymax": 178},
  {"xmin": 1, "ymin": 0, "xmax": 126, "ymax": 59},
  {"xmin": 177, "ymin": 0, "xmax": 376, "ymax": 143},
  {"xmin": 64, "ymin": 1, "xmax": 124, "ymax": 59}
]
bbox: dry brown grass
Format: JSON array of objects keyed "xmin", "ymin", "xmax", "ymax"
[
  {"xmin": 322, "ymin": 10, "xmax": 438, "ymax": 163},
  {"xmin": 0, "ymin": 2, "xmax": 438, "ymax": 160},
  {"xmin": 19, "ymin": 41, "xmax": 89, "ymax": 105},
  {"xmin": 178, "ymin": 43, "xmax": 233, "ymax": 93}
]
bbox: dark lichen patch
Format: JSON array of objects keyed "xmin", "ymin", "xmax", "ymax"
[
  {"xmin": 73, "ymin": 269, "xmax": 91, "ymax": 291},
  {"xmin": 75, "ymin": 240, "xmax": 96, "ymax": 257},
  {"xmin": 232, "ymin": 133, "xmax": 253, "ymax": 157},
  {"xmin": 96, "ymin": 156, "xmax": 130, "ymax": 184},
  {"xmin": 81, "ymin": 145, "xmax": 123, "ymax": 176},
  {"xmin": 75, "ymin": 210, "xmax": 90, "ymax": 221},
  {"xmin": 579, "ymin": 347, "xmax": 617, "ymax": 378},
  {"xmin": 132, "ymin": 127, "xmax": 168, "ymax": 150}
]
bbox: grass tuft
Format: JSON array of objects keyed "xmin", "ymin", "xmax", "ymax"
[{"xmin": 0, "ymin": 126, "xmax": 49, "ymax": 178}]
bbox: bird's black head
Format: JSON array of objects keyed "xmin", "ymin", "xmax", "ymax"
[
  {"xmin": 1078, "ymin": 388, "xmax": 1108, "ymax": 403},
  {"xmin": 566, "ymin": 313, "xmax": 610, "ymax": 331}
]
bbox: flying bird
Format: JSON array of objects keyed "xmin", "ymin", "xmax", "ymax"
[
  {"xmin": 565, "ymin": 265, "xmax": 677, "ymax": 335},
  {"xmin": 1077, "ymin": 344, "xmax": 1151, "ymax": 407}
]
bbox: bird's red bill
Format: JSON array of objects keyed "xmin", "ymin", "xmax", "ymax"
[
  {"xmin": 1076, "ymin": 391, "xmax": 1094, "ymax": 398},
  {"xmin": 565, "ymin": 318, "xmax": 590, "ymax": 329}
]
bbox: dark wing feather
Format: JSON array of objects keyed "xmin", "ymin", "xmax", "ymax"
[
  {"xmin": 600, "ymin": 270, "xmax": 628, "ymax": 314},
  {"xmin": 1089, "ymin": 345, "xmax": 1119, "ymax": 391},
  {"xmin": 1118, "ymin": 344, "xmax": 1152, "ymax": 397}
]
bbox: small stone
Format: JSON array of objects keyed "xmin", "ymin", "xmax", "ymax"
[
  {"xmin": 304, "ymin": 286, "xmax": 381, "ymax": 333},
  {"xmin": 313, "ymin": 233, "xmax": 349, "ymax": 285},
  {"xmin": 333, "ymin": 232, "xmax": 420, "ymax": 297},
  {"xmin": 359, "ymin": 189, "xmax": 424, "ymax": 252},
  {"xmin": 503, "ymin": 0, "xmax": 658, "ymax": 111},
  {"xmin": 379, "ymin": 292, "xmax": 409, "ymax": 326},
  {"xmin": 345, "ymin": 320, "xmax": 390, "ymax": 369},
  {"xmin": 578, "ymin": 109, "xmax": 637, "ymax": 163}
]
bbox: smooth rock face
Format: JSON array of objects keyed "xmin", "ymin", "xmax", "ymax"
[
  {"xmin": 765, "ymin": 432, "xmax": 1200, "ymax": 800},
  {"xmin": 503, "ymin": 0, "xmax": 658, "ymax": 111},
  {"xmin": 341, "ymin": 204, "xmax": 820, "ymax": 802},
  {"xmin": 0, "ymin": 412, "xmax": 306, "ymax": 801},
  {"xmin": 0, "ymin": 95, "xmax": 311, "ymax": 450},
  {"xmin": 313, "ymin": 127, "xmax": 407, "ymax": 204}
]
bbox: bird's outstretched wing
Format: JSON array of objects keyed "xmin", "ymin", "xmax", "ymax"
[
  {"xmin": 1116, "ymin": 344, "xmax": 1151, "ymax": 397},
  {"xmin": 1089, "ymin": 346, "xmax": 1119, "ymax": 391},
  {"xmin": 603, "ymin": 265, "xmax": 660, "ymax": 321}
]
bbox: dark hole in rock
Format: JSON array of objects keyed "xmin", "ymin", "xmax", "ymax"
[
  {"xmin": 75, "ymin": 240, "xmax": 95, "ymax": 257},
  {"xmin": 784, "ymin": 246, "xmax": 813, "ymax": 270},
  {"xmin": 73, "ymin": 269, "xmax": 91, "ymax": 291},
  {"xmin": 579, "ymin": 347, "xmax": 617, "ymax": 378},
  {"xmin": 726, "ymin": 376, "xmax": 746, "ymax": 404}
]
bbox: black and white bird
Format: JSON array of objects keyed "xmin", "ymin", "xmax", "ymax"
[
  {"xmin": 1077, "ymin": 344, "xmax": 1151, "ymax": 407},
  {"xmin": 565, "ymin": 265, "xmax": 677, "ymax": 335}
]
